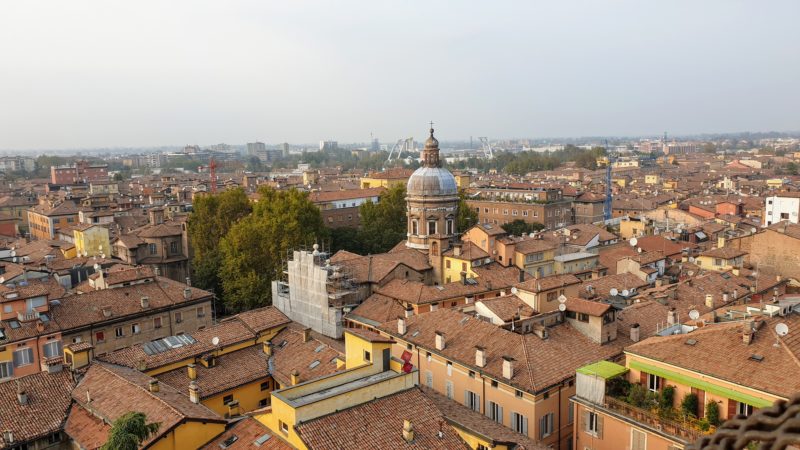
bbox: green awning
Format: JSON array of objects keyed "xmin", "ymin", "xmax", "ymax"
[
  {"xmin": 629, "ymin": 360, "xmax": 774, "ymax": 408},
  {"xmin": 577, "ymin": 361, "xmax": 628, "ymax": 379}
]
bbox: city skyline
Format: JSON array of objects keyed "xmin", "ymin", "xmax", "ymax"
[{"xmin": 1, "ymin": 1, "xmax": 799, "ymax": 149}]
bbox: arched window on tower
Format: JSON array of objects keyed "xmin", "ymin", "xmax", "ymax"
[
  {"xmin": 446, "ymin": 218, "xmax": 454, "ymax": 235},
  {"xmin": 428, "ymin": 220, "xmax": 437, "ymax": 236},
  {"xmin": 411, "ymin": 219, "xmax": 419, "ymax": 235}
]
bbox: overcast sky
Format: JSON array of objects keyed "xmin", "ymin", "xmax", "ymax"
[{"xmin": 1, "ymin": 1, "xmax": 798, "ymax": 149}]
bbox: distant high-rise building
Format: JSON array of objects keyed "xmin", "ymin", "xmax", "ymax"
[
  {"xmin": 319, "ymin": 140, "xmax": 338, "ymax": 152},
  {"xmin": 247, "ymin": 142, "xmax": 266, "ymax": 157},
  {"xmin": 183, "ymin": 145, "xmax": 201, "ymax": 155},
  {"xmin": 281, "ymin": 142, "xmax": 290, "ymax": 158},
  {"xmin": 371, "ymin": 138, "xmax": 380, "ymax": 152}
]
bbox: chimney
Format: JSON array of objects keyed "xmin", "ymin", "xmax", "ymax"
[
  {"xmin": 291, "ymin": 369, "xmax": 300, "ymax": 386},
  {"xmin": 302, "ymin": 328, "xmax": 311, "ymax": 343},
  {"xmin": 591, "ymin": 269, "xmax": 600, "ymax": 280},
  {"xmin": 435, "ymin": 332, "xmax": 445, "ymax": 350},
  {"xmin": 404, "ymin": 308, "xmax": 413, "ymax": 319},
  {"xmin": 148, "ymin": 380, "xmax": 160, "ymax": 393},
  {"xmin": 189, "ymin": 381, "xmax": 200, "ymax": 403},
  {"xmin": 475, "ymin": 346, "xmax": 486, "ymax": 368},
  {"xmin": 187, "ymin": 363, "xmax": 197, "ymax": 380},
  {"xmin": 227, "ymin": 400, "xmax": 240, "ymax": 417},
  {"xmin": 183, "ymin": 288, "xmax": 192, "ymax": 300},
  {"xmin": 263, "ymin": 342, "xmax": 272, "ymax": 356},
  {"xmin": 140, "ymin": 296, "xmax": 149, "ymax": 309},
  {"xmin": 667, "ymin": 308, "xmax": 678, "ymax": 326},
  {"xmin": 453, "ymin": 244, "xmax": 461, "ymax": 257},
  {"xmin": 630, "ymin": 323, "xmax": 641, "ymax": 343},
  {"xmin": 2, "ymin": 431, "xmax": 13, "ymax": 445},
  {"xmin": 398, "ymin": 317, "xmax": 407, "ymax": 335},
  {"xmin": 402, "ymin": 419, "xmax": 415, "ymax": 443},
  {"xmin": 705, "ymin": 294, "xmax": 714, "ymax": 309},
  {"xmin": 16, "ymin": 386, "xmax": 28, "ymax": 406},
  {"xmin": 742, "ymin": 322, "xmax": 754, "ymax": 345},
  {"xmin": 732, "ymin": 268, "xmax": 740, "ymax": 276},
  {"xmin": 502, "ymin": 356, "xmax": 515, "ymax": 380},
  {"xmin": 733, "ymin": 289, "xmax": 738, "ymax": 299}
]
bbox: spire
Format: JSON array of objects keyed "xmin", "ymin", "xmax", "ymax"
[{"xmin": 422, "ymin": 123, "xmax": 440, "ymax": 168}]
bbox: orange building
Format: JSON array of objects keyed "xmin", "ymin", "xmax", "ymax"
[{"xmin": 26, "ymin": 200, "xmax": 80, "ymax": 240}]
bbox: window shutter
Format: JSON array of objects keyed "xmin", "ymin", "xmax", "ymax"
[
  {"xmin": 522, "ymin": 416, "xmax": 529, "ymax": 436},
  {"xmin": 581, "ymin": 411, "xmax": 589, "ymax": 432},
  {"xmin": 12, "ymin": 351, "xmax": 21, "ymax": 367},
  {"xmin": 596, "ymin": 415, "xmax": 604, "ymax": 438},
  {"xmin": 475, "ymin": 394, "xmax": 481, "ymax": 412},
  {"xmin": 499, "ymin": 406, "xmax": 504, "ymax": 425},
  {"xmin": 465, "ymin": 390, "xmax": 470, "ymax": 407},
  {"xmin": 486, "ymin": 399, "xmax": 491, "ymax": 418},
  {"xmin": 539, "ymin": 416, "xmax": 546, "ymax": 439},
  {"xmin": 728, "ymin": 399, "xmax": 738, "ymax": 418},
  {"xmin": 640, "ymin": 370, "xmax": 647, "ymax": 385}
]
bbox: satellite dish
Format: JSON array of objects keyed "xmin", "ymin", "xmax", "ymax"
[
  {"xmin": 610, "ymin": 288, "xmax": 619, "ymax": 296},
  {"xmin": 751, "ymin": 227, "xmax": 757, "ymax": 234},
  {"xmin": 637, "ymin": 247, "xmax": 643, "ymax": 253},
  {"xmin": 775, "ymin": 323, "xmax": 789, "ymax": 337},
  {"xmin": 622, "ymin": 289, "xmax": 630, "ymax": 297},
  {"xmin": 629, "ymin": 237, "xmax": 638, "ymax": 247},
  {"xmin": 511, "ymin": 287, "xmax": 518, "ymax": 295},
  {"xmin": 558, "ymin": 294, "xmax": 567, "ymax": 303},
  {"xmin": 93, "ymin": 263, "xmax": 100, "ymax": 271},
  {"xmin": 9, "ymin": 251, "xmax": 15, "ymax": 257},
  {"xmin": 211, "ymin": 337, "xmax": 220, "ymax": 346},
  {"xmin": 688, "ymin": 257, "xmax": 696, "ymax": 263},
  {"xmin": 689, "ymin": 310, "xmax": 700, "ymax": 320},
  {"xmin": 558, "ymin": 303, "xmax": 567, "ymax": 312}
]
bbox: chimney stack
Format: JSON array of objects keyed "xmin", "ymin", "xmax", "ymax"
[
  {"xmin": 101, "ymin": 307, "xmax": 112, "ymax": 318},
  {"xmin": 263, "ymin": 342, "xmax": 272, "ymax": 356},
  {"xmin": 183, "ymin": 288, "xmax": 192, "ymax": 300},
  {"xmin": 705, "ymin": 294, "xmax": 714, "ymax": 309},
  {"xmin": 140, "ymin": 296, "xmax": 149, "ymax": 309},
  {"xmin": 16, "ymin": 386, "xmax": 28, "ymax": 406},
  {"xmin": 502, "ymin": 356, "xmax": 515, "ymax": 380},
  {"xmin": 148, "ymin": 380, "xmax": 160, "ymax": 393},
  {"xmin": 227, "ymin": 400, "xmax": 240, "ymax": 418},
  {"xmin": 302, "ymin": 328, "xmax": 311, "ymax": 343},
  {"xmin": 453, "ymin": 244, "xmax": 461, "ymax": 257},
  {"xmin": 435, "ymin": 332, "xmax": 445, "ymax": 351},
  {"xmin": 398, "ymin": 317, "xmax": 407, "ymax": 335},
  {"xmin": 189, "ymin": 381, "xmax": 200, "ymax": 403},
  {"xmin": 404, "ymin": 308, "xmax": 413, "ymax": 319},
  {"xmin": 402, "ymin": 420, "xmax": 415, "ymax": 443},
  {"xmin": 2, "ymin": 431, "xmax": 13, "ymax": 445},
  {"xmin": 667, "ymin": 308, "xmax": 678, "ymax": 326},
  {"xmin": 291, "ymin": 369, "xmax": 300, "ymax": 386},
  {"xmin": 630, "ymin": 323, "xmax": 641, "ymax": 343},
  {"xmin": 475, "ymin": 346, "xmax": 486, "ymax": 368},
  {"xmin": 187, "ymin": 364, "xmax": 197, "ymax": 380}
]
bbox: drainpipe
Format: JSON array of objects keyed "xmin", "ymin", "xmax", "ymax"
[{"xmin": 557, "ymin": 383, "xmax": 562, "ymax": 450}]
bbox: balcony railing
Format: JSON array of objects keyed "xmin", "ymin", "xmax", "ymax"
[{"xmin": 605, "ymin": 396, "xmax": 706, "ymax": 443}]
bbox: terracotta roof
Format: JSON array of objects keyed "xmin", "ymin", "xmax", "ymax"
[
  {"xmin": 582, "ymin": 273, "xmax": 650, "ymax": 298},
  {"xmin": 513, "ymin": 237, "xmax": 558, "ymax": 255},
  {"xmin": 345, "ymin": 327, "xmax": 395, "ymax": 343},
  {"xmin": 346, "ymin": 293, "xmax": 406, "ymax": 327},
  {"xmin": 634, "ymin": 235, "xmax": 687, "ymax": 258},
  {"xmin": 200, "ymin": 417, "xmax": 293, "ymax": 450},
  {"xmin": 565, "ymin": 297, "xmax": 611, "ymax": 316},
  {"xmin": 627, "ymin": 313, "xmax": 800, "ymax": 398},
  {"xmin": 295, "ymin": 387, "xmax": 467, "ymax": 450},
  {"xmin": 563, "ymin": 224, "xmax": 618, "ymax": 245},
  {"xmin": 64, "ymin": 405, "xmax": 110, "ymax": 450},
  {"xmin": 700, "ymin": 247, "xmax": 747, "ymax": 259},
  {"xmin": 478, "ymin": 295, "xmax": 536, "ymax": 322},
  {"xmin": 235, "ymin": 307, "xmax": 291, "ymax": 334},
  {"xmin": 270, "ymin": 325, "xmax": 342, "ymax": 387},
  {"xmin": 0, "ymin": 370, "xmax": 74, "ymax": 448},
  {"xmin": 615, "ymin": 299, "xmax": 671, "ymax": 340},
  {"xmin": 442, "ymin": 241, "xmax": 490, "ymax": 261},
  {"xmin": 71, "ymin": 363, "xmax": 224, "ymax": 447},
  {"xmin": 329, "ymin": 248, "xmax": 431, "ymax": 284},
  {"xmin": 467, "ymin": 223, "xmax": 507, "ymax": 237},
  {"xmin": 516, "ymin": 273, "xmax": 581, "ymax": 293},
  {"xmin": 134, "ymin": 223, "xmax": 182, "ymax": 239},
  {"xmin": 597, "ymin": 244, "xmax": 638, "ymax": 275}
]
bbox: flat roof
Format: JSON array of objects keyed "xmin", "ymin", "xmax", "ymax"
[
  {"xmin": 577, "ymin": 361, "xmax": 627, "ymax": 380},
  {"xmin": 289, "ymin": 370, "xmax": 397, "ymax": 407}
]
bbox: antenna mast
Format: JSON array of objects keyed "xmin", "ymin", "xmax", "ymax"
[{"xmin": 603, "ymin": 139, "xmax": 614, "ymax": 222}]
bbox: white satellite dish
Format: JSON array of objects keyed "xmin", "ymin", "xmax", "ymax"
[
  {"xmin": 10, "ymin": 251, "xmax": 15, "ymax": 257},
  {"xmin": 637, "ymin": 247, "xmax": 643, "ymax": 253},
  {"xmin": 211, "ymin": 336, "xmax": 220, "ymax": 346},
  {"xmin": 688, "ymin": 257, "xmax": 696, "ymax": 263},
  {"xmin": 775, "ymin": 323, "xmax": 789, "ymax": 337},
  {"xmin": 689, "ymin": 310, "xmax": 700, "ymax": 320},
  {"xmin": 558, "ymin": 303, "xmax": 567, "ymax": 312},
  {"xmin": 511, "ymin": 287, "xmax": 518, "ymax": 295},
  {"xmin": 629, "ymin": 237, "xmax": 638, "ymax": 247},
  {"xmin": 610, "ymin": 288, "xmax": 619, "ymax": 296},
  {"xmin": 558, "ymin": 294, "xmax": 567, "ymax": 303},
  {"xmin": 93, "ymin": 263, "xmax": 101, "ymax": 271},
  {"xmin": 621, "ymin": 289, "xmax": 630, "ymax": 297}
]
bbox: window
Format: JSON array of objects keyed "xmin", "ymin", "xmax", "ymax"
[
  {"xmin": 511, "ymin": 412, "xmax": 528, "ymax": 435},
  {"xmin": 364, "ymin": 350, "xmax": 371, "ymax": 362},
  {"xmin": 223, "ymin": 394, "xmax": 234, "ymax": 404},
  {"xmin": 586, "ymin": 411, "xmax": 601, "ymax": 436},
  {"xmin": 170, "ymin": 241, "xmax": 178, "ymax": 254},
  {"xmin": 197, "ymin": 307, "xmax": 205, "ymax": 318},
  {"xmin": 148, "ymin": 243, "xmax": 157, "ymax": 255},
  {"xmin": 95, "ymin": 331, "xmax": 105, "ymax": 342},
  {"xmin": 714, "ymin": 258, "xmax": 722, "ymax": 266},
  {"xmin": 131, "ymin": 323, "xmax": 141, "ymax": 335},
  {"xmin": 259, "ymin": 398, "xmax": 268, "ymax": 407},
  {"xmin": 446, "ymin": 260, "xmax": 451, "ymax": 269},
  {"xmin": 428, "ymin": 220, "xmax": 437, "ymax": 235},
  {"xmin": 523, "ymin": 210, "xmax": 529, "ymax": 217},
  {"xmin": 512, "ymin": 209, "xmax": 518, "ymax": 216},
  {"xmin": 631, "ymin": 428, "xmax": 647, "ymax": 450},
  {"xmin": 503, "ymin": 209, "xmax": 508, "ymax": 215},
  {"xmin": 0, "ymin": 361, "xmax": 13, "ymax": 379},
  {"xmin": 279, "ymin": 420, "xmax": 288, "ymax": 434},
  {"xmin": 648, "ymin": 373, "xmax": 661, "ymax": 392},
  {"xmin": 568, "ymin": 403, "xmax": 574, "ymax": 424},
  {"xmin": 515, "ymin": 390, "xmax": 523, "ymax": 399},
  {"xmin": 411, "ymin": 219, "xmax": 419, "ymax": 235},
  {"xmin": 154, "ymin": 317, "xmax": 162, "ymax": 329},
  {"xmin": 115, "ymin": 327, "xmax": 124, "ymax": 338},
  {"xmin": 425, "ymin": 371, "xmax": 433, "ymax": 388},
  {"xmin": 175, "ymin": 311, "xmax": 183, "ymax": 323},
  {"xmin": 539, "ymin": 413, "xmax": 554, "ymax": 438},
  {"xmin": 487, "ymin": 401, "xmax": 503, "ymax": 424},
  {"xmin": 446, "ymin": 219, "xmax": 454, "ymax": 235},
  {"xmin": 547, "ymin": 291, "xmax": 558, "ymax": 302},
  {"xmin": 13, "ymin": 347, "xmax": 33, "ymax": 367},
  {"xmin": 465, "ymin": 390, "xmax": 480, "ymax": 412},
  {"xmin": 461, "ymin": 262, "xmax": 467, "ymax": 272},
  {"xmin": 578, "ymin": 313, "xmax": 590, "ymax": 323},
  {"xmin": 260, "ymin": 381, "xmax": 270, "ymax": 391},
  {"xmin": 43, "ymin": 341, "xmax": 63, "ymax": 358},
  {"xmin": 738, "ymin": 402, "xmax": 754, "ymax": 416},
  {"xmin": 491, "ymin": 380, "xmax": 498, "ymax": 388},
  {"xmin": 446, "ymin": 362, "xmax": 452, "ymax": 376},
  {"xmin": 445, "ymin": 381, "xmax": 454, "ymax": 399}
]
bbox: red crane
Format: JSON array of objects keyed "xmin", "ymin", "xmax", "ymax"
[{"xmin": 209, "ymin": 158, "xmax": 218, "ymax": 194}]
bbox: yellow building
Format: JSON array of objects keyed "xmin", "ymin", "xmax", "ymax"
[
  {"xmin": 695, "ymin": 247, "xmax": 746, "ymax": 272},
  {"xmin": 73, "ymin": 224, "xmax": 111, "ymax": 258},
  {"xmin": 360, "ymin": 168, "xmax": 413, "ymax": 189},
  {"xmin": 645, "ymin": 174, "xmax": 661, "ymax": 185},
  {"xmin": 619, "ymin": 217, "xmax": 651, "ymax": 239},
  {"xmin": 442, "ymin": 241, "xmax": 490, "ymax": 284},
  {"xmin": 454, "ymin": 173, "xmax": 472, "ymax": 188}
]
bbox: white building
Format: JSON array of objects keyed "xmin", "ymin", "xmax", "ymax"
[{"xmin": 764, "ymin": 193, "xmax": 800, "ymax": 226}]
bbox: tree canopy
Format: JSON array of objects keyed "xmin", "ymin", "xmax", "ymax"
[
  {"xmin": 457, "ymin": 190, "xmax": 478, "ymax": 232},
  {"xmin": 102, "ymin": 412, "xmax": 160, "ymax": 450},
  {"xmin": 501, "ymin": 219, "xmax": 545, "ymax": 236},
  {"xmin": 355, "ymin": 183, "xmax": 407, "ymax": 254}
]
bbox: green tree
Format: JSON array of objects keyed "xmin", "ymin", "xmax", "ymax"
[
  {"xmin": 102, "ymin": 412, "xmax": 160, "ymax": 450},
  {"xmin": 357, "ymin": 184, "xmax": 407, "ymax": 254},
  {"xmin": 187, "ymin": 188, "xmax": 252, "ymax": 293},
  {"xmin": 501, "ymin": 219, "xmax": 545, "ymax": 236},
  {"xmin": 457, "ymin": 190, "xmax": 478, "ymax": 233},
  {"xmin": 706, "ymin": 400, "xmax": 721, "ymax": 426},
  {"xmin": 702, "ymin": 142, "xmax": 717, "ymax": 154},
  {"xmin": 681, "ymin": 393, "xmax": 699, "ymax": 417},
  {"xmin": 787, "ymin": 162, "xmax": 798, "ymax": 175},
  {"xmin": 219, "ymin": 187, "xmax": 327, "ymax": 312},
  {"xmin": 574, "ymin": 151, "xmax": 598, "ymax": 170}
]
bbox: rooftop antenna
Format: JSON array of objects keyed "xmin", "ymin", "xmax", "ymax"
[{"xmin": 774, "ymin": 323, "xmax": 789, "ymax": 348}]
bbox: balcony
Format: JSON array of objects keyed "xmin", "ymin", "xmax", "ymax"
[{"xmin": 604, "ymin": 395, "xmax": 705, "ymax": 443}]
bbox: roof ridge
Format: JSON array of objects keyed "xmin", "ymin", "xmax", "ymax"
[{"xmin": 520, "ymin": 334, "xmax": 536, "ymax": 392}]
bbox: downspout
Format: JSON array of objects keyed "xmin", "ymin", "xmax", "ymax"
[{"xmin": 558, "ymin": 383, "xmax": 562, "ymax": 450}]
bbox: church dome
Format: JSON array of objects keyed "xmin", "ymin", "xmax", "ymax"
[{"xmin": 407, "ymin": 166, "xmax": 458, "ymax": 197}]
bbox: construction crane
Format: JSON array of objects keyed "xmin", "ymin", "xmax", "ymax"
[
  {"xmin": 386, "ymin": 137, "xmax": 414, "ymax": 165},
  {"xmin": 603, "ymin": 140, "xmax": 615, "ymax": 222},
  {"xmin": 209, "ymin": 158, "xmax": 218, "ymax": 194},
  {"xmin": 478, "ymin": 137, "xmax": 494, "ymax": 159}
]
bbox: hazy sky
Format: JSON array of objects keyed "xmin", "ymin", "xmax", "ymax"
[{"xmin": 1, "ymin": 1, "xmax": 798, "ymax": 149}]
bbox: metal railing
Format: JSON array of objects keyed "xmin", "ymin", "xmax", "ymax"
[{"xmin": 605, "ymin": 396, "xmax": 705, "ymax": 443}]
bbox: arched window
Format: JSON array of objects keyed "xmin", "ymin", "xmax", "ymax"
[{"xmin": 446, "ymin": 218, "xmax": 454, "ymax": 235}]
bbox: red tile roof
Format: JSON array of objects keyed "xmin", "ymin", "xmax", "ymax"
[
  {"xmin": 200, "ymin": 417, "xmax": 293, "ymax": 450},
  {"xmin": 0, "ymin": 371, "xmax": 74, "ymax": 448}
]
